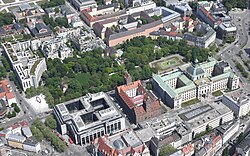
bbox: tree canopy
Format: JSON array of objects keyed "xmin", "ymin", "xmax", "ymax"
[
  {"xmin": 27, "ymin": 48, "xmax": 125, "ymax": 106},
  {"xmin": 121, "ymin": 36, "xmax": 210, "ymax": 80},
  {"xmin": 41, "ymin": 0, "xmax": 65, "ymax": 9},
  {"xmin": 0, "ymin": 12, "xmax": 14, "ymax": 27},
  {"xmin": 45, "ymin": 115, "xmax": 57, "ymax": 129},
  {"xmin": 223, "ymin": 0, "xmax": 247, "ymax": 11},
  {"xmin": 159, "ymin": 144, "xmax": 177, "ymax": 156}
]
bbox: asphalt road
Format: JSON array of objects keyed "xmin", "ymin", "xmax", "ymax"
[{"xmin": 216, "ymin": 9, "xmax": 250, "ymax": 92}]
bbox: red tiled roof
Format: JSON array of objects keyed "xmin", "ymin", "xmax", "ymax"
[
  {"xmin": 117, "ymin": 80, "xmax": 161, "ymax": 117},
  {"xmin": 187, "ymin": 24, "xmax": 194, "ymax": 29},
  {"xmin": 0, "ymin": 79, "xmax": 15, "ymax": 100},
  {"xmin": 81, "ymin": 10, "xmax": 95, "ymax": 22},
  {"xmin": 182, "ymin": 144, "xmax": 194, "ymax": 155},
  {"xmin": 117, "ymin": 80, "xmax": 141, "ymax": 92},
  {"xmin": 93, "ymin": 130, "xmax": 147, "ymax": 155},
  {"xmin": 199, "ymin": 7, "xmax": 215, "ymax": 23},
  {"xmin": 183, "ymin": 16, "xmax": 193, "ymax": 22}
]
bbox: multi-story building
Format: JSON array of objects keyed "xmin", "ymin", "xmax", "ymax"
[
  {"xmin": 2, "ymin": 42, "xmax": 47, "ymax": 91},
  {"xmin": 92, "ymin": 129, "xmax": 150, "ymax": 156},
  {"xmin": 170, "ymin": 1, "xmax": 192, "ymax": 16},
  {"xmin": 0, "ymin": 79, "xmax": 16, "ymax": 105},
  {"xmin": 236, "ymin": 133, "xmax": 250, "ymax": 156},
  {"xmin": 0, "ymin": 121, "xmax": 41, "ymax": 153},
  {"xmin": 11, "ymin": 3, "xmax": 45, "ymax": 22},
  {"xmin": 70, "ymin": 0, "xmax": 97, "ymax": 11},
  {"xmin": 71, "ymin": 32, "xmax": 106, "ymax": 52},
  {"xmin": 80, "ymin": 2, "xmax": 181, "ymax": 47},
  {"xmin": 194, "ymin": 132, "xmax": 222, "ymax": 156},
  {"xmin": 116, "ymin": 80, "xmax": 162, "ymax": 124},
  {"xmin": 40, "ymin": 37, "xmax": 73, "ymax": 60},
  {"xmin": 137, "ymin": 100, "xmax": 233, "ymax": 155},
  {"xmin": 54, "ymin": 92, "xmax": 126, "ymax": 146},
  {"xmin": 197, "ymin": 6, "xmax": 221, "ymax": 29},
  {"xmin": 152, "ymin": 70, "xmax": 197, "ymax": 109},
  {"xmin": 183, "ymin": 22, "xmax": 216, "ymax": 48},
  {"xmin": 27, "ymin": 21, "xmax": 53, "ymax": 38},
  {"xmin": 222, "ymin": 91, "xmax": 250, "ymax": 117},
  {"xmin": 215, "ymin": 120, "xmax": 240, "ymax": 144},
  {"xmin": 217, "ymin": 22, "xmax": 237, "ymax": 40},
  {"xmin": 153, "ymin": 58, "xmax": 239, "ymax": 108}
]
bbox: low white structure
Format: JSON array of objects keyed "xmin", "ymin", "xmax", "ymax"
[
  {"xmin": 2, "ymin": 42, "xmax": 47, "ymax": 91},
  {"xmin": 27, "ymin": 94, "xmax": 49, "ymax": 113},
  {"xmin": 222, "ymin": 91, "xmax": 250, "ymax": 117}
]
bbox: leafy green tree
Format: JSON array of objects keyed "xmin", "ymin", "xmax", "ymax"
[
  {"xmin": 45, "ymin": 115, "xmax": 57, "ymax": 129},
  {"xmin": 41, "ymin": 0, "xmax": 65, "ymax": 9},
  {"xmin": 159, "ymin": 144, "xmax": 177, "ymax": 156},
  {"xmin": 31, "ymin": 126, "xmax": 43, "ymax": 141},
  {"xmin": 222, "ymin": 147, "xmax": 229, "ymax": 156},
  {"xmin": 1, "ymin": 57, "xmax": 11, "ymax": 71},
  {"xmin": 55, "ymin": 17, "xmax": 69, "ymax": 28},
  {"xmin": 0, "ymin": 12, "xmax": 14, "ymax": 27},
  {"xmin": 238, "ymin": 132, "xmax": 244, "ymax": 143},
  {"xmin": 0, "ymin": 66, "xmax": 7, "ymax": 79}
]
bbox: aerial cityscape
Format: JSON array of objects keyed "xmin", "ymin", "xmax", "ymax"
[{"xmin": 0, "ymin": 0, "xmax": 249, "ymax": 155}]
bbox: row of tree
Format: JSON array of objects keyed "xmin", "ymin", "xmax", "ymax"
[{"xmin": 31, "ymin": 119, "xmax": 66, "ymax": 152}]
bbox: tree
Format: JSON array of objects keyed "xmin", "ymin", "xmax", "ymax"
[
  {"xmin": 222, "ymin": 147, "xmax": 229, "ymax": 156},
  {"xmin": 238, "ymin": 132, "xmax": 244, "ymax": 143},
  {"xmin": 31, "ymin": 126, "xmax": 43, "ymax": 141},
  {"xmin": 0, "ymin": 12, "xmax": 14, "ymax": 27},
  {"xmin": 45, "ymin": 115, "xmax": 57, "ymax": 129},
  {"xmin": 1, "ymin": 57, "xmax": 11, "ymax": 71},
  {"xmin": 159, "ymin": 144, "xmax": 177, "ymax": 156},
  {"xmin": 55, "ymin": 17, "xmax": 69, "ymax": 28},
  {"xmin": 11, "ymin": 103, "xmax": 21, "ymax": 113},
  {"xmin": 54, "ymin": 7, "xmax": 60, "ymax": 13},
  {"xmin": 41, "ymin": 0, "xmax": 65, "ymax": 9},
  {"xmin": 0, "ymin": 66, "xmax": 7, "ymax": 79}
]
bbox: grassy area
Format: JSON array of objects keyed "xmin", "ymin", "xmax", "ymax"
[
  {"xmin": 212, "ymin": 90, "xmax": 223, "ymax": 97},
  {"xmin": 30, "ymin": 59, "xmax": 42, "ymax": 75},
  {"xmin": 181, "ymin": 98, "xmax": 200, "ymax": 107},
  {"xmin": 3, "ymin": 0, "xmax": 15, "ymax": 3},
  {"xmin": 151, "ymin": 56, "xmax": 183, "ymax": 72},
  {"xmin": 161, "ymin": 60, "xmax": 176, "ymax": 68},
  {"xmin": 195, "ymin": 127, "xmax": 213, "ymax": 139}
]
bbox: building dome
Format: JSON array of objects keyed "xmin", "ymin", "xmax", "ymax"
[
  {"xmin": 186, "ymin": 65, "xmax": 204, "ymax": 76},
  {"xmin": 113, "ymin": 139, "xmax": 125, "ymax": 150}
]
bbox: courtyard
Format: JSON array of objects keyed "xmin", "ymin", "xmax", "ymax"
[{"xmin": 149, "ymin": 54, "xmax": 184, "ymax": 73}]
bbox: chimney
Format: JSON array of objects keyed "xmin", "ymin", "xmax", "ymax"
[{"xmin": 124, "ymin": 71, "xmax": 132, "ymax": 85}]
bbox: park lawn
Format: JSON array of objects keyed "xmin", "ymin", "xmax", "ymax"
[
  {"xmin": 153, "ymin": 56, "xmax": 183, "ymax": 72},
  {"xmin": 181, "ymin": 98, "xmax": 201, "ymax": 107},
  {"xmin": 3, "ymin": 0, "xmax": 15, "ymax": 3},
  {"xmin": 161, "ymin": 59, "xmax": 176, "ymax": 68},
  {"xmin": 74, "ymin": 73, "xmax": 91, "ymax": 84},
  {"xmin": 212, "ymin": 90, "xmax": 223, "ymax": 97}
]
